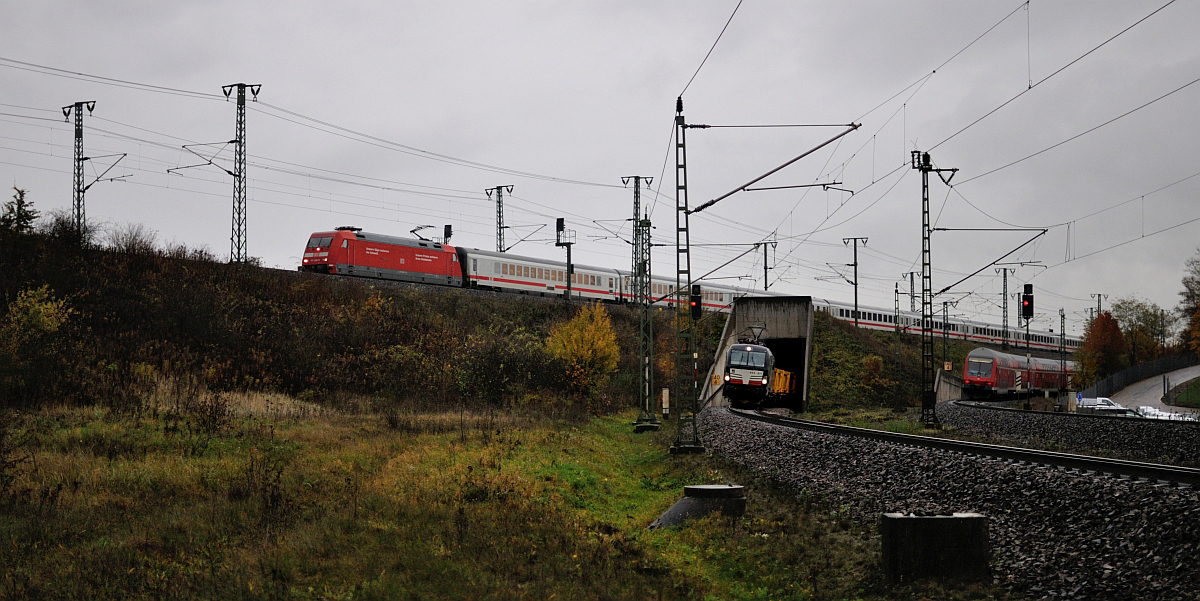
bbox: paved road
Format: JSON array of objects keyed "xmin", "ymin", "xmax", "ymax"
[{"xmin": 1111, "ymin": 364, "xmax": 1200, "ymax": 414}]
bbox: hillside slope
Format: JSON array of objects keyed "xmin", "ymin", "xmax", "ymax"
[{"xmin": 0, "ymin": 231, "xmax": 665, "ymax": 413}]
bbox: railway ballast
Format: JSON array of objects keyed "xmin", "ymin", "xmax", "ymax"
[{"xmin": 701, "ymin": 407, "xmax": 1200, "ymax": 599}]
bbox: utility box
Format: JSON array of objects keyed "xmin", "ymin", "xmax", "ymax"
[{"xmin": 881, "ymin": 513, "xmax": 990, "ymax": 583}]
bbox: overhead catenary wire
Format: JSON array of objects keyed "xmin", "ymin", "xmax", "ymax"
[
  {"xmin": 955, "ymin": 73, "xmax": 1200, "ymax": 186},
  {"xmin": 1, "ymin": 4, "xmax": 1195, "ymax": 315},
  {"xmin": 679, "ymin": 0, "xmax": 744, "ymax": 97},
  {"xmin": 0, "ymin": 55, "xmax": 622, "ymax": 190},
  {"xmin": 929, "ymin": 0, "xmax": 1178, "ymax": 152}
]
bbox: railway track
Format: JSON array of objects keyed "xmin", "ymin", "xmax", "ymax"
[{"xmin": 729, "ymin": 408, "xmax": 1200, "ymax": 488}]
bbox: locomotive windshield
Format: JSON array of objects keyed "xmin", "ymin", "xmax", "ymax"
[
  {"xmin": 967, "ymin": 359, "xmax": 993, "ymax": 377},
  {"xmin": 307, "ymin": 236, "xmax": 333, "ymax": 248},
  {"xmin": 728, "ymin": 349, "xmax": 768, "ymax": 369}
]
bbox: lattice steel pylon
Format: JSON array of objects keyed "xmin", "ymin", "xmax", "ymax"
[
  {"xmin": 486, "ymin": 185, "xmax": 513, "ymax": 252},
  {"xmin": 911, "ymin": 151, "xmax": 956, "ymax": 427},
  {"xmin": 62, "ymin": 101, "xmax": 95, "ymax": 234},
  {"xmin": 671, "ymin": 98, "xmax": 703, "ymax": 453},
  {"xmin": 996, "ymin": 267, "xmax": 1014, "ymax": 349},
  {"xmin": 223, "ymin": 83, "xmax": 260, "ymax": 263},
  {"xmin": 624, "ymin": 175, "xmax": 659, "ymax": 432}
]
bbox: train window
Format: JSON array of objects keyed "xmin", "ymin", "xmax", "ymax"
[
  {"xmin": 342, "ymin": 239, "xmax": 348, "ymax": 248},
  {"xmin": 473, "ymin": 259, "xmax": 478, "ymax": 272},
  {"xmin": 502, "ymin": 264, "xmax": 508, "ymax": 275},
  {"xmin": 608, "ymin": 278, "xmax": 613, "ymax": 288}
]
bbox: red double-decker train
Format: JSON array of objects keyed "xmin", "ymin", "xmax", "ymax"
[{"xmin": 961, "ymin": 347, "xmax": 1075, "ymax": 398}]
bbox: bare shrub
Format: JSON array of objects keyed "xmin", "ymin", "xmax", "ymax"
[
  {"xmin": 37, "ymin": 208, "xmax": 97, "ymax": 247},
  {"xmin": 106, "ymin": 222, "xmax": 158, "ymax": 254},
  {"xmin": 193, "ymin": 393, "xmax": 232, "ymax": 435}
]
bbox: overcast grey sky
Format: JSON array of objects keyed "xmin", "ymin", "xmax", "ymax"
[{"xmin": 3, "ymin": 1, "xmax": 1199, "ymax": 336}]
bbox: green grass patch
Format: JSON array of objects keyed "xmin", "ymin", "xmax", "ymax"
[
  {"xmin": 1174, "ymin": 378, "xmax": 1200, "ymax": 408},
  {"xmin": 1, "ymin": 402, "xmax": 1012, "ymax": 600}
]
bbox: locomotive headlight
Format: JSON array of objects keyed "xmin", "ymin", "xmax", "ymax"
[
  {"xmin": 723, "ymin": 374, "xmax": 730, "ymax": 382},
  {"xmin": 761, "ymin": 378, "xmax": 768, "ymax": 385}
]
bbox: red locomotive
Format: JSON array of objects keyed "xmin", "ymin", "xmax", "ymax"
[
  {"xmin": 300, "ymin": 227, "xmax": 462, "ymax": 287},
  {"xmin": 962, "ymin": 347, "xmax": 1074, "ymax": 398}
]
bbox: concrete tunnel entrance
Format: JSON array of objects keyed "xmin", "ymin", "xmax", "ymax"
[{"xmin": 701, "ymin": 296, "xmax": 815, "ymax": 412}]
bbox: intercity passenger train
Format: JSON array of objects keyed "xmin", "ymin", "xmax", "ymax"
[{"xmin": 299, "ymin": 227, "xmax": 1080, "ymax": 353}]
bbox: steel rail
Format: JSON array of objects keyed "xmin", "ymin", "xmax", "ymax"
[{"xmin": 729, "ymin": 408, "xmax": 1200, "ymax": 487}]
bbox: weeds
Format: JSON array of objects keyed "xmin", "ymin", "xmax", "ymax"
[
  {"xmin": 0, "ymin": 410, "xmax": 29, "ymax": 507},
  {"xmin": 0, "ymin": 399, "xmax": 1010, "ymax": 601}
]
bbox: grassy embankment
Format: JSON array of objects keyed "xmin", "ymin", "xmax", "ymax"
[
  {"xmin": 802, "ymin": 311, "xmax": 986, "ymax": 433},
  {"xmin": 0, "ymin": 390, "xmax": 1023, "ymax": 601},
  {"xmin": 0, "ymin": 227, "xmax": 1013, "ymax": 599},
  {"xmin": 1175, "ymin": 377, "xmax": 1200, "ymax": 408}
]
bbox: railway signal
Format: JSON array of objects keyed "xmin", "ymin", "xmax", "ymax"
[
  {"xmin": 690, "ymin": 284, "xmax": 702, "ymax": 320},
  {"xmin": 1022, "ymin": 284, "xmax": 1034, "ymax": 318},
  {"xmin": 555, "ymin": 217, "xmax": 575, "ymax": 300}
]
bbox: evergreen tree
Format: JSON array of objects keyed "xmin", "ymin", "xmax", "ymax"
[{"xmin": 0, "ymin": 188, "xmax": 39, "ymax": 233}]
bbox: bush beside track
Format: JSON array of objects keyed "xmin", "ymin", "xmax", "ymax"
[
  {"xmin": 0, "ymin": 230, "xmax": 681, "ymax": 413},
  {"xmin": 701, "ymin": 407, "xmax": 1200, "ymax": 600},
  {"xmin": 938, "ymin": 401, "xmax": 1200, "ymax": 467}
]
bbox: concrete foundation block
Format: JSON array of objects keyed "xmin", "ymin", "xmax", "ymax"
[
  {"xmin": 648, "ymin": 485, "xmax": 745, "ymax": 529},
  {"xmin": 881, "ymin": 512, "xmax": 990, "ymax": 583}
]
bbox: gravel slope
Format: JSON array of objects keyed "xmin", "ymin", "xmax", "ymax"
[
  {"xmin": 700, "ymin": 407, "xmax": 1200, "ymax": 600},
  {"xmin": 938, "ymin": 401, "xmax": 1200, "ymax": 466}
]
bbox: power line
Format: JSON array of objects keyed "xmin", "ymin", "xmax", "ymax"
[
  {"xmin": 252, "ymin": 102, "xmax": 621, "ymax": 188},
  {"xmin": 956, "ymin": 73, "xmax": 1200, "ymax": 186},
  {"xmin": 679, "ymin": 0, "xmax": 744, "ymax": 97},
  {"xmin": 0, "ymin": 55, "xmax": 622, "ymax": 190},
  {"xmin": 0, "ymin": 56, "xmax": 223, "ymax": 100},
  {"xmin": 852, "ymin": 1, "xmax": 1028, "ymax": 124},
  {"xmin": 930, "ymin": 0, "xmax": 1178, "ymax": 151}
]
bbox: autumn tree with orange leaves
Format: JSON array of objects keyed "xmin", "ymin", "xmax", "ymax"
[{"xmin": 1076, "ymin": 311, "xmax": 1126, "ymax": 387}]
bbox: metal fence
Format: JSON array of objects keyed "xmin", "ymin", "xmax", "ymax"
[{"xmin": 1081, "ymin": 353, "xmax": 1200, "ymax": 398}]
